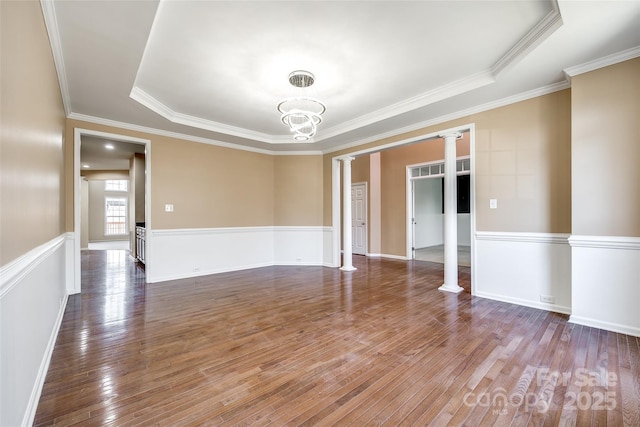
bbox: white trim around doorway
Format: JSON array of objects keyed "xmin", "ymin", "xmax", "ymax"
[
  {"xmin": 330, "ymin": 123, "xmax": 477, "ymax": 294},
  {"xmin": 73, "ymin": 128, "xmax": 152, "ymax": 294}
]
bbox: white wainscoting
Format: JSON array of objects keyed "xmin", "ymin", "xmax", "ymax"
[
  {"xmin": 569, "ymin": 235, "xmax": 640, "ymax": 337},
  {"xmin": 274, "ymin": 226, "xmax": 330, "ymax": 266},
  {"xmin": 475, "ymin": 232, "xmax": 571, "ymax": 314},
  {"xmin": 323, "ymin": 227, "xmax": 337, "ymax": 267},
  {"xmin": 148, "ymin": 226, "xmax": 331, "ymax": 283},
  {"xmin": 0, "ymin": 234, "xmax": 70, "ymax": 427}
]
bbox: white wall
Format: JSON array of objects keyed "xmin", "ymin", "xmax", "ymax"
[
  {"xmin": 414, "ymin": 179, "xmax": 471, "ymax": 248},
  {"xmin": 458, "ymin": 214, "xmax": 471, "ymax": 246},
  {"xmin": 81, "ymin": 179, "xmax": 89, "ymax": 249},
  {"xmin": 414, "ymin": 178, "xmax": 443, "ymax": 248},
  {"xmin": 0, "ymin": 235, "xmax": 69, "ymax": 426}
]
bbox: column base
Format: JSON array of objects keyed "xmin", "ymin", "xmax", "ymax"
[
  {"xmin": 438, "ymin": 284, "xmax": 464, "ymax": 294},
  {"xmin": 340, "ymin": 266, "xmax": 357, "ymax": 272}
]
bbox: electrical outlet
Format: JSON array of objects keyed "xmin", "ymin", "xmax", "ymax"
[
  {"xmin": 165, "ymin": 204, "xmax": 174, "ymax": 212},
  {"xmin": 540, "ymin": 295, "xmax": 555, "ymax": 304}
]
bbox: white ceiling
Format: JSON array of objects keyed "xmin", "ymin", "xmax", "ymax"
[
  {"xmin": 45, "ymin": 1, "xmax": 640, "ymax": 154},
  {"xmin": 80, "ymin": 136, "xmax": 145, "ymax": 171}
]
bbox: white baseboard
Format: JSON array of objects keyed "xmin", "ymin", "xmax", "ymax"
[
  {"xmin": 476, "ymin": 290, "xmax": 571, "ymax": 315},
  {"xmin": 569, "ymin": 315, "xmax": 640, "ymax": 337},
  {"xmin": 367, "ymin": 253, "xmax": 410, "ymax": 260}
]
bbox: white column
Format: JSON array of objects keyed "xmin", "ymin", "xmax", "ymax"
[
  {"xmin": 439, "ymin": 132, "xmax": 463, "ymax": 293},
  {"xmin": 340, "ymin": 157, "xmax": 357, "ymax": 271}
]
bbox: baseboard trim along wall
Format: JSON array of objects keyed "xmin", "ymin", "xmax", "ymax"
[
  {"xmin": 474, "ymin": 232, "xmax": 572, "ymax": 315},
  {"xmin": 366, "ymin": 253, "xmax": 410, "ymax": 261},
  {"xmin": 0, "ymin": 234, "xmax": 69, "ymax": 427},
  {"xmin": 568, "ymin": 235, "xmax": 640, "ymax": 337},
  {"xmin": 148, "ymin": 226, "xmax": 332, "ymax": 283}
]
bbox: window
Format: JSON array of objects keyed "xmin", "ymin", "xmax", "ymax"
[
  {"xmin": 105, "ymin": 197, "xmax": 127, "ymax": 235},
  {"xmin": 105, "ymin": 179, "xmax": 128, "ymax": 192}
]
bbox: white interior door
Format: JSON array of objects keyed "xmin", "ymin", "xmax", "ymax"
[{"xmin": 352, "ymin": 183, "xmax": 367, "ymax": 255}]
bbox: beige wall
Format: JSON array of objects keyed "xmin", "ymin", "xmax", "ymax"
[
  {"xmin": 351, "ymin": 155, "xmax": 370, "ymax": 184},
  {"xmin": 380, "ymin": 136, "xmax": 470, "ymax": 256},
  {"xmin": 323, "ymin": 90, "xmax": 572, "ymax": 256},
  {"xmin": 66, "ymin": 119, "xmax": 324, "ymax": 231},
  {"xmin": 571, "ymin": 58, "xmax": 640, "ymax": 237},
  {"xmin": 132, "ymin": 154, "xmax": 145, "ymax": 223},
  {"xmin": 148, "ymin": 134, "xmax": 275, "ymax": 229},
  {"xmin": 1, "ymin": 0, "xmax": 66, "ymax": 265},
  {"xmin": 274, "ymin": 156, "xmax": 323, "ymax": 226}
]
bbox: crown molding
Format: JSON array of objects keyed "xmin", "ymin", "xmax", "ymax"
[
  {"xmin": 491, "ymin": 1, "xmax": 563, "ymax": 77},
  {"xmin": 67, "ymin": 112, "xmax": 322, "ymax": 156},
  {"xmin": 129, "ymin": 86, "xmax": 280, "ymax": 144},
  {"xmin": 322, "ymin": 79, "xmax": 570, "ymax": 155},
  {"xmin": 317, "ymin": 70, "xmax": 496, "ymax": 143},
  {"xmin": 40, "ymin": 0, "xmax": 71, "ymax": 116},
  {"xmin": 68, "ymin": 113, "xmax": 270, "ymax": 155},
  {"xmin": 128, "ymin": 1, "xmax": 562, "ymax": 147},
  {"xmin": 71, "ymin": 75, "xmax": 570, "ymax": 159},
  {"xmin": 564, "ymin": 45, "xmax": 640, "ymax": 78}
]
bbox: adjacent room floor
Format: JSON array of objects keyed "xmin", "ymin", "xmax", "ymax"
[
  {"xmin": 87, "ymin": 240, "xmax": 130, "ymax": 251},
  {"xmin": 414, "ymin": 244, "xmax": 471, "ymax": 267},
  {"xmin": 35, "ymin": 251, "xmax": 640, "ymax": 425}
]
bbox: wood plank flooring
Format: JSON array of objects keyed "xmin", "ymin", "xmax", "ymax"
[{"xmin": 35, "ymin": 251, "xmax": 640, "ymax": 426}]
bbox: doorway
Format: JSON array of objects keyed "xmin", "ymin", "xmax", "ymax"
[
  {"xmin": 410, "ymin": 158, "xmax": 471, "ymax": 267},
  {"xmin": 351, "ymin": 182, "xmax": 367, "ymax": 255},
  {"xmin": 73, "ymin": 128, "xmax": 151, "ymax": 294},
  {"xmin": 331, "ymin": 124, "xmax": 476, "ymax": 293}
]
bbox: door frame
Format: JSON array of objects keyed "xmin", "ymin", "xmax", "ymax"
[
  {"xmin": 72, "ymin": 128, "xmax": 151, "ymax": 294},
  {"xmin": 331, "ymin": 123, "xmax": 476, "ymax": 294},
  {"xmin": 407, "ymin": 157, "xmax": 471, "ymax": 261},
  {"xmin": 351, "ymin": 182, "xmax": 368, "ymax": 255}
]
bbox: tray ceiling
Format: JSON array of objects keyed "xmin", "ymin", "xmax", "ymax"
[{"xmin": 45, "ymin": 1, "xmax": 640, "ymax": 153}]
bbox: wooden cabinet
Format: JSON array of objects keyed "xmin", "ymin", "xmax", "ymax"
[{"xmin": 135, "ymin": 226, "xmax": 145, "ymax": 264}]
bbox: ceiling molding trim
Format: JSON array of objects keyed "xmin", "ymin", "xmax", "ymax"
[
  {"xmin": 563, "ymin": 45, "xmax": 640, "ymax": 78},
  {"xmin": 125, "ymin": 3, "xmax": 562, "ymax": 148},
  {"xmin": 67, "ymin": 113, "xmax": 323, "ymax": 156},
  {"xmin": 130, "ymin": 86, "xmax": 282, "ymax": 144},
  {"xmin": 270, "ymin": 150, "xmax": 324, "ymax": 156},
  {"xmin": 68, "ymin": 113, "xmax": 272, "ymax": 155},
  {"xmin": 322, "ymin": 80, "xmax": 570, "ymax": 155},
  {"xmin": 491, "ymin": 1, "xmax": 563, "ymax": 77},
  {"xmin": 315, "ymin": 70, "xmax": 496, "ymax": 143},
  {"xmin": 40, "ymin": 0, "xmax": 71, "ymax": 116}
]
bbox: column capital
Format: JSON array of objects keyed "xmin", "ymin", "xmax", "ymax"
[
  {"xmin": 439, "ymin": 132, "xmax": 463, "ymax": 141},
  {"xmin": 340, "ymin": 156, "xmax": 355, "ymax": 162}
]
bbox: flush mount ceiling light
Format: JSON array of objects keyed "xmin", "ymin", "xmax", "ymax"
[{"xmin": 277, "ymin": 70, "xmax": 326, "ymax": 142}]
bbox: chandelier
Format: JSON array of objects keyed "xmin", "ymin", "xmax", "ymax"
[{"xmin": 277, "ymin": 70, "xmax": 326, "ymax": 141}]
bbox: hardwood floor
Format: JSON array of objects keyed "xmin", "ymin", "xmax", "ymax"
[{"xmin": 35, "ymin": 251, "xmax": 640, "ymax": 426}]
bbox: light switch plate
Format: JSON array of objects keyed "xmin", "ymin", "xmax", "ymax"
[
  {"xmin": 489, "ymin": 199, "xmax": 497, "ymax": 209},
  {"xmin": 165, "ymin": 204, "xmax": 174, "ymax": 212}
]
